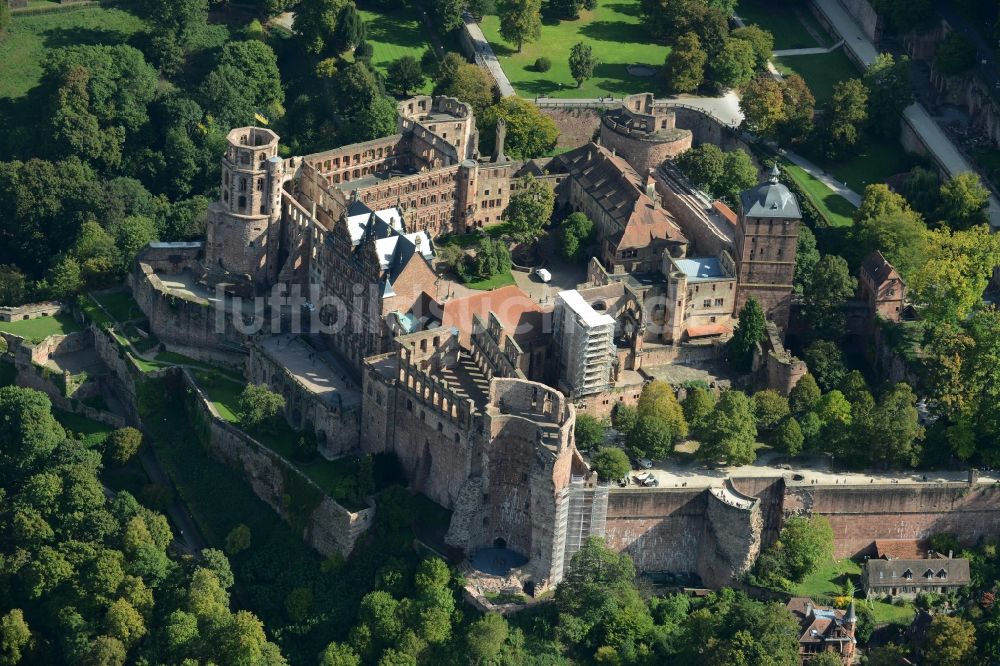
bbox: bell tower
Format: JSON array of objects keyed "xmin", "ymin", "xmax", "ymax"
[{"xmin": 205, "ymin": 127, "xmax": 285, "ymax": 287}]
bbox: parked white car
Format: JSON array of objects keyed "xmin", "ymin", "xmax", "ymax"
[{"xmin": 633, "ymin": 472, "xmax": 659, "ymax": 487}]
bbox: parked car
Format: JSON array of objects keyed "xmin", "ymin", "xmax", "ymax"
[
  {"xmin": 633, "ymin": 472, "xmax": 659, "ymax": 487},
  {"xmin": 635, "ymin": 458, "xmax": 653, "ymax": 470}
]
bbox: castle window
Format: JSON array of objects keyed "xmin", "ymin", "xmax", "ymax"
[
  {"xmin": 437, "ymin": 422, "xmax": 443, "ymax": 432},
  {"xmin": 240, "ymin": 178, "xmax": 247, "ymax": 192},
  {"xmin": 257, "ymin": 178, "xmax": 264, "ymax": 192},
  {"xmin": 224, "ymin": 191, "xmax": 229, "ymax": 203},
  {"xmin": 238, "ymin": 196, "xmax": 247, "ymax": 210},
  {"xmin": 714, "ymin": 298, "xmax": 724, "ymax": 306},
  {"xmin": 407, "ymin": 399, "xmax": 413, "ymax": 411},
  {"xmin": 703, "ymin": 299, "xmax": 711, "ymax": 308},
  {"xmin": 224, "ymin": 172, "xmax": 230, "ymax": 186},
  {"xmin": 710, "ymin": 316, "xmax": 716, "ymax": 323},
  {"xmin": 248, "ymin": 241, "xmax": 254, "ymax": 248},
  {"xmin": 260, "ymin": 204, "xmax": 267, "ymax": 214}
]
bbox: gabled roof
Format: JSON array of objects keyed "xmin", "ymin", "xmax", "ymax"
[
  {"xmin": 861, "ymin": 250, "xmax": 903, "ymax": 287},
  {"xmin": 439, "ymin": 285, "xmax": 549, "ymax": 346},
  {"xmin": 373, "ymin": 231, "xmax": 434, "ymax": 282},
  {"xmin": 616, "ymin": 195, "xmax": 686, "ymax": 250},
  {"xmin": 865, "ymin": 558, "xmax": 970, "ymax": 585},
  {"xmin": 347, "ymin": 206, "xmax": 406, "ymax": 246}
]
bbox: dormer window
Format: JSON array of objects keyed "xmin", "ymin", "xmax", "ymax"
[
  {"xmin": 924, "ymin": 569, "xmax": 934, "ymax": 579},
  {"xmin": 903, "ymin": 569, "xmax": 912, "ymax": 580},
  {"xmin": 938, "ymin": 569, "xmax": 948, "ymax": 579}
]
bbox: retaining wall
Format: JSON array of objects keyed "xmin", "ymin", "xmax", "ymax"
[{"xmin": 181, "ymin": 369, "xmax": 373, "ymax": 557}]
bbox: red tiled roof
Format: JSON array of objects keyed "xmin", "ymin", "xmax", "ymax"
[
  {"xmin": 439, "ymin": 285, "xmax": 548, "ymax": 346},
  {"xmin": 686, "ymin": 323, "xmax": 732, "ymax": 338},
  {"xmin": 617, "ymin": 195, "xmax": 686, "ymax": 249},
  {"xmin": 875, "ymin": 539, "xmax": 925, "ymax": 560},
  {"xmin": 713, "ymin": 200, "xmax": 738, "ymax": 226}
]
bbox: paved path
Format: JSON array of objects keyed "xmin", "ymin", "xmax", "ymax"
[
  {"xmin": 272, "ymin": 11, "xmax": 294, "ymax": 32},
  {"xmin": 623, "ymin": 448, "xmax": 996, "ymax": 490},
  {"xmin": 463, "ymin": 13, "xmax": 515, "ymax": 97},
  {"xmin": 772, "ymin": 40, "xmax": 844, "ymax": 57},
  {"xmin": 814, "ymin": 0, "xmax": 1000, "ymax": 229},
  {"xmin": 782, "ymin": 145, "xmax": 863, "ymax": 206}
]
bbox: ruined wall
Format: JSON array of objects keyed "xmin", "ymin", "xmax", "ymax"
[
  {"xmin": 599, "ymin": 121, "xmax": 692, "ymax": 176},
  {"xmin": 541, "ymin": 108, "xmax": 602, "ymax": 151},
  {"xmin": 247, "ymin": 343, "xmax": 361, "ymax": 456},
  {"xmin": 183, "ymin": 370, "xmax": 373, "ymax": 557},
  {"xmin": 0, "ymin": 301, "xmax": 63, "ymax": 322},
  {"xmin": 784, "ymin": 483, "xmax": 1000, "ymax": 558},
  {"xmin": 698, "ymin": 486, "xmax": 763, "ymax": 588},
  {"xmin": 132, "ymin": 262, "xmax": 247, "ymax": 351}
]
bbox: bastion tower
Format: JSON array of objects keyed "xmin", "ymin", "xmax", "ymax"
[
  {"xmin": 205, "ymin": 127, "xmax": 285, "ymax": 287},
  {"xmin": 734, "ymin": 165, "xmax": 801, "ymax": 335}
]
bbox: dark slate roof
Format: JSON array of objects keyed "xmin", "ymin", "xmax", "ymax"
[
  {"xmin": 346, "ymin": 199, "xmax": 374, "ymax": 218},
  {"xmin": 861, "ymin": 250, "xmax": 902, "ymax": 287},
  {"xmin": 740, "ymin": 166, "xmax": 801, "ymax": 220},
  {"xmin": 865, "ymin": 558, "xmax": 970, "ymax": 586}
]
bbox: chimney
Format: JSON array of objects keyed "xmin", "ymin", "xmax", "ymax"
[{"xmin": 491, "ymin": 118, "xmax": 507, "ymax": 163}]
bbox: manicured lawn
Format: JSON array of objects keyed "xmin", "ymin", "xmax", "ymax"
[
  {"xmin": 773, "ymin": 50, "xmax": 860, "ymax": 105},
  {"xmin": 782, "ymin": 161, "xmax": 856, "ymax": 227},
  {"xmin": 801, "ymin": 136, "xmax": 920, "ymax": 194},
  {"xmin": 0, "ymin": 312, "xmax": 81, "ymax": 343},
  {"xmin": 91, "ymin": 291, "xmax": 144, "ymax": 323},
  {"xmin": 53, "ymin": 408, "xmax": 113, "ymax": 448},
  {"xmin": 736, "ymin": 0, "xmax": 823, "ymax": 50},
  {"xmin": 480, "ymin": 0, "xmax": 671, "ymax": 98},
  {"xmin": 792, "ymin": 558, "xmax": 917, "ymax": 626},
  {"xmin": 464, "ymin": 270, "xmax": 516, "ymax": 290},
  {"xmin": 357, "ymin": 3, "xmax": 435, "ymax": 95},
  {"xmin": 79, "ymin": 296, "xmax": 115, "ymax": 329}
]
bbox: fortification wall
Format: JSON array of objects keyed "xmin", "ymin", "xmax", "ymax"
[
  {"xmin": 600, "ymin": 122, "xmax": 692, "ymax": 175},
  {"xmin": 698, "ymin": 484, "xmax": 763, "ymax": 588},
  {"xmin": 541, "ymin": 108, "xmax": 602, "ymax": 151},
  {"xmin": 182, "ymin": 369, "xmax": 373, "ymax": 557},
  {"xmin": 830, "ymin": 0, "xmax": 880, "ymax": 41},
  {"xmin": 247, "ymin": 343, "xmax": 361, "ymax": 456},
  {"xmin": 604, "ymin": 489, "xmax": 707, "ymax": 574},
  {"xmin": 784, "ymin": 483, "xmax": 1000, "ymax": 558}
]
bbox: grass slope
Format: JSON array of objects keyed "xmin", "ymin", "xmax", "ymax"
[
  {"xmin": 782, "ymin": 161, "xmax": 855, "ymax": 228},
  {"xmin": 792, "ymin": 558, "xmax": 917, "ymax": 626},
  {"xmin": 91, "ymin": 291, "xmax": 144, "ymax": 324},
  {"xmin": 773, "ymin": 50, "xmax": 859, "ymax": 105},
  {"xmin": 481, "ymin": 0, "xmax": 670, "ymax": 98},
  {"xmin": 736, "ymin": 0, "xmax": 822, "ymax": 50},
  {"xmin": 357, "ymin": 4, "xmax": 435, "ymax": 95},
  {"xmin": 53, "ymin": 408, "xmax": 113, "ymax": 448}
]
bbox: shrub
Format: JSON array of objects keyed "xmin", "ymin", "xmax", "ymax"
[
  {"xmin": 534, "ymin": 57, "xmax": 551, "ymax": 72},
  {"xmin": 225, "ymin": 524, "xmax": 251, "ymax": 555}
]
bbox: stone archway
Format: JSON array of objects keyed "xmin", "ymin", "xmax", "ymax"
[{"xmin": 493, "ymin": 537, "xmax": 507, "ymax": 549}]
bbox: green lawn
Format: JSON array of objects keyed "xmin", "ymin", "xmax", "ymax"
[
  {"xmin": 792, "ymin": 558, "xmax": 917, "ymax": 626},
  {"xmin": 480, "ymin": 0, "xmax": 670, "ymax": 98},
  {"xmin": 357, "ymin": 3, "xmax": 436, "ymax": 95},
  {"xmin": 91, "ymin": 291, "xmax": 144, "ymax": 323},
  {"xmin": 190, "ymin": 369, "xmax": 244, "ymax": 422},
  {"xmin": 737, "ymin": 0, "xmax": 821, "ymax": 50},
  {"xmin": 801, "ymin": 136, "xmax": 920, "ymax": 193},
  {"xmin": 0, "ymin": 312, "xmax": 81, "ymax": 343},
  {"xmin": 53, "ymin": 408, "xmax": 114, "ymax": 448},
  {"xmin": 773, "ymin": 50, "xmax": 860, "ymax": 105},
  {"xmin": 464, "ymin": 270, "xmax": 516, "ymax": 290},
  {"xmin": 782, "ymin": 161, "xmax": 855, "ymax": 227}
]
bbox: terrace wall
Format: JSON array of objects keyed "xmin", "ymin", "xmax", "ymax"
[{"xmin": 181, "ymin": 369, "xmax": 374, "ymax": 557}]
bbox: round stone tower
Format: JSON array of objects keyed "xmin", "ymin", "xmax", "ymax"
[{"xmin": 205, "ymin": 127, "xmax": 285, "ymax": 287}]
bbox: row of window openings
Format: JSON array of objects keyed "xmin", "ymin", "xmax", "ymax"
[
  {"xmin": 224, "ymin": 173, "xmax": 265, "ymax": 193},
  {"xmin": 222, "ymin": 191, "xmax": 268, "ymax": 215}
]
